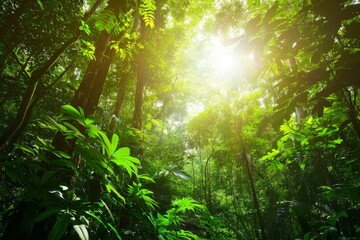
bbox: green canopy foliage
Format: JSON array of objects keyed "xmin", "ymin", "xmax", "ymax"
[{"xmin": 1, "ymin": 0, "xmax": 360, "ymax": 239}]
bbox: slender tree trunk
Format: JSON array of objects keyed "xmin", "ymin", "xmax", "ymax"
[
  {"xmin": 204, "ymin": 149, "xmax": 214, "ymax": 211},
  {"xmin": 109, "ymin": 77, "xmax": 128, "ymax": 132},
  {"xmin": 85, "ymin": 45, "xmax": 116, "ymax": 114},
  {"xmin": 0, "ymin": 59, "xmax": 75, "ymax": 152},
  {"xmin": 131, "ymin": 56, "xmax": 147, "ymax": 129},
  {"xmin": 0, "ymin": 1, "xmax": 102, "ymax": 151},
  {"xmin": 243, "ymin": 152, "xmax": 267, "ymax": 240},
  {"xmin": 0, "ymin": 36, "xmax": 77, "ymax": 150},
  {"xmin": 131, "ymin": 21, "xmax": 149, "ymax": 130}
]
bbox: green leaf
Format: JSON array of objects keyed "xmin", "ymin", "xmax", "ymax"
[
  {"xmin": 85, "ymin": 211, "xmax": 107, "ymax": 229},
  {"xmin": 61, "ymin": 105, "xmax": 82, "ymax": 120},
  {"xmin": 107, "ymin": 223, "xmax": 122, "ymax": 240},
  {"xmin": 106, "ymin": 183, "xmax": 126, "ymax": 203},
  {"xmin": 300, "ymin": 163, "xmax": 306, "ymax": 170},
  {"xmin": 39, "ymin": 171, "xmax": 56, "ymax": 187},
  {"xmin": 145, "ymin": 121, "xmax": 152, "ymax": 130},
  {"xmin": 50, "ymin": 159, "xmax": 77, "ymax": 170},
  {"xmin": 139, "ymin": 0, "xmax": 156, "ymax": 29},
  {"xmin": 73, "ymin": 224, "xmax": 89, "ymax": 240},
  {"xmin": 37, "ymin": 0, "xmax": 45, "ymax": 10},
  {"xmin": 98, "ymin": 131, "xmax": 112, "ymax": 157},
  {"xmin": 337, "ymin": 211, "xmax": 348, "ymax": 219},
  {"xmin": 333, "ymin": 138, "xmax": 343, "ymax": 144},
  {"xmin": 14, "ymin": 143, "xmax": 36, "ymax": 155},
  {"xmin": 113, "ymin": 147, "xmax": 130, "ymax": 157},
  {"xmin": 49, "ymin": 213, "xmax": 71, "ymax": 240},
  {"xmin": 111, "ymin": 134, "xmax": 119, "ymax": 155},
  {"xmin": 63, "ymin": 122, "xmax": 84, "ymax": 138},
  {"xmin": 33, "ymin": 209, "xmax": 61, "ymax": 223},
  {"xmin": 84, "ymin": 117, "xmax": 95, "ymax": 126},
  {"xmin": 276, "ymin": 163, "xmax": 284, "ymax": 170},
  {"xmin": 111, "ymin": 156, "xmax": 139, "ymax": 177},
  {"xmin": 319, "ymin": 185, "xmax": 332, "ymax": 191},
  {"xmin": 261, "ymin": 149, "xmax": 280, "ymax": 161}
]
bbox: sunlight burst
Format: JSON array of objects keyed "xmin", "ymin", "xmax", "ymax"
[{"xmin": 209, "ymin": 38, "xmax": 235, "ymax": 75}]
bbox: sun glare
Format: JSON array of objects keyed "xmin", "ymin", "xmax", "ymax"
[{"xmin": 209, "ymin": 38, "xmax": 235, "ymax": 75}]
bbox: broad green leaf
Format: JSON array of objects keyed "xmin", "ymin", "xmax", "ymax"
[
  {"xmin": 337, "ymin": 211, "xmax": 348, "ymax": 219},
  {"xmin": 84, "ymin": 117, "xmax": 95, "ymax": 126},
  {"xmin": 113, "ymin": 147, "xmax": 130, "ymax": 157},
  {"xmin": 50, "ymin": 159, "xmax": 77, "ymax": 170},
  {"xmin": 63, "ymin": 122, "xmax": 84, "ymax": 138},
  {"xmin": 300, "ymin": 163, "xmax": 306, "ymax": 170},
  {"xmin": 14, "ymin": 143, "xmax": 36, "ymax": 155},
  {"xmin": 111, "ymin": 134, "xmax": 119, "ymax": 155},
  {"xmin": 49, "ymin": 213, "xmax": 71, "ymax": 240},
  {"xmin": 33, "ymin": 209, "xmax": 61, "ymax": 223},
  {"xmin": 145, "ymin": 121, "xmax": 152, "ymax": 130},
  {"xmin": 73, "ymin": 224, "xmax": 89, "ymax": 240},
  {"xmin": 61, "ymin": 105, "xmax": 82, "ymax": 120},
  {"xmin": 137, "ymin": 174, "xmax": 155, "ymax": 183},
  {"xmin": 333, "ymin": 138, "xmax": 343, "ymax": 144},
  {"xmin": 98, "ymin": 131, "xmax": 112, "ymax": 157},
  {"xmin": 39, "ymin": 171, "xmax": 56, "ymax": 187},
  {"xmin": 106, "ymin": 183, "xmax": 125, "ymax": 203}
]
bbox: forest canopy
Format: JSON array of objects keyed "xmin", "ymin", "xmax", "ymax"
[{"xmin": 0, "ymin": 0, "xmax": 360, "ymax": 239}]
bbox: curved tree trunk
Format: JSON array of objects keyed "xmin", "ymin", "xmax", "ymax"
[
  {"xmin": 0, "ymin": 35, "xmax": 78, "ymax": 151},
  {"xmin": 0, "ymin": 0, "xmax": 103, "ymax": 152},
  {"xmin": 0, "ymin": 59, "xmax": 75, "ymax": 153}
]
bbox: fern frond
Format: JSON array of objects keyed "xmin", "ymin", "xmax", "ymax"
[{"xmin": 139, "ymin": 0, "xmax": 156, "ymax": 28}]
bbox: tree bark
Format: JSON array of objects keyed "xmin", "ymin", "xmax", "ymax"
[
  {"xmin": 85, "ymin": 45, "xmax": 116, "ymax": 114},
  {"xmin": 0, "ymin": 1, "xmax": 102, "ymax": 151},
  {"xmin": 131, "ymin": 21, "xmax": 149, "ymax": 130},
  {"xmin": 131, "ymin": 56, "xmax": 147, "ymax": 130},
  {"xmin": 71, "ymin": 31, "xmax": 112, "ymax": 113},
  {"xmin": 243, "ymin": 152, "xmax": 267, "ymax": 240},
  {"xmin": 0, "ymin": 36, "xmax": 78, "ymax": 151},
  {"xmin": 0, "ymin": 59, "xmax": 75, "ymax": 152},
  {"xmin": 109, "ymin": 77, "xmax": 128, "ymax": 132}
]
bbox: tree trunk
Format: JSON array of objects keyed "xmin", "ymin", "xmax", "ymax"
[
  {"xmin": 131, "ymin": 21, "xmax": 149, "ymax": 130},
  {"xmin": 109, "ymin": 77, "xmax": 128, "ymax": 132},
  {"xmin": 131, "ymin": 57, "xmax": 147, "ymax": 129},
  {"xmin": 0, "ymin": 1, "xmax": 102, "ymax": 151},
  {"xmin": 0, "ymin": 59, "xmax": 75, "ymax": 152},
  {"xmin": 243, "ymin": 151, "xmax": 267, "ymax": 240},
  {"xmin": 71, "ymin": 31, "xmax": 111, "ymax": 112},
  {"xmin": 0, "ymin": 36, "xmax": 78, "ymax": 151},
  {"xmin": 85, "ymin": 46, "xmax": 116, "ymax": 115}
]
